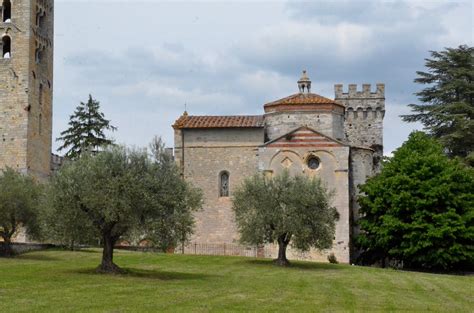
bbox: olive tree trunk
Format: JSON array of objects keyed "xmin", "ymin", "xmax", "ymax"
[
  {"xmin": 97, "ymin": 231, "xmax": 122, "ymax": 273},
  {"xmin": 274, "ymin": 234, "xmax": 291, "ymax": 266}
]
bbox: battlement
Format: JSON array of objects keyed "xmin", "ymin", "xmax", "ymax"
[{"xmin": 334, "ymin": 83, "xmax": 385, "ymax": 99}]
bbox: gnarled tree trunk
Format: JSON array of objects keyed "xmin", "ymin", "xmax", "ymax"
[
  {"xmin": 274, "ymin": 234, "xmax": 291, "ymax": 266},
  {"xmin": 96, "ymin": 231, "xmax": 122, "ymax": 273}
]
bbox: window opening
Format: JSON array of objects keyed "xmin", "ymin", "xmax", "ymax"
[
  {"xmin": 39, "ymin": 83, "xmax": 43, "ymax": 106},
  {"xmin": 2, "ymin": 35, "xmax": 11, "ymax": 58},
  {"xmin": 219, "ymin": 172, "xmax": 229, "ymax": 197},
  {"xmin": 307, "ymin": 156, "xmax": 320, "ymax": 170},
  {"xmin": 2, "ymin": 0, "xmax": 11, "ymax": 23}
]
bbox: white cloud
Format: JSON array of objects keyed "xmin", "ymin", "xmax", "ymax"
[
  {"xmin": 241, "ymin": 21, "xmax": 373, "ymax": 64},
  {"xmin": 52, "ymin": 1, "xmax": 472, "ymax": 154}
]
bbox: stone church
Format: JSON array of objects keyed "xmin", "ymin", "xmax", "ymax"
[
  {"xmin": 173, "ymin": 71, "xmax": 385, "ymax": 263},
  {"xmin": 0, "ymin": 0, "xmax": 386, "ymax": 263}
]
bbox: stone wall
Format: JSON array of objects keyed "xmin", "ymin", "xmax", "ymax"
[
  {"xmin": 257, "ymin": 139, "xmax": 351, "ymax": 263},
  {"xmin": 11, "ymin": 242, "xmax": 53, "ymax": 254},
  {"xmin": 335, "ymin": 84, "xmax": 384, "ymax": 163},
  {"xmin": 174, "ymin": 128, "xmax": 263, "ymax": 244},
  {"xmin": 349, "ymin": 147, "xmax": 374, "ymax": 260},
  {"xmin": 0, "ymin": 0, "xmax": 54, "ymax": 180},
  {"xmin": 264, "ymin": 110, "xmax": 345, "ymax": 142}
]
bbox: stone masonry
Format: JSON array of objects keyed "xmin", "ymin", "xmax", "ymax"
[
  {"xmin": 173, "ymin": 71, "xmax": 385, "ymax": 263},
  {"xmin": 0, "ymin": 0, "xmax": 54, "ymax": 180}
]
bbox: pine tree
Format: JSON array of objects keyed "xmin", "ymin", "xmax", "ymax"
[
  {"xmin": 401, "ymin": 45, "xmax": 474, "ymax": 162},
  {"xmin": 57, "ymin": 95, "xmax": 117, "ymax": 159}
]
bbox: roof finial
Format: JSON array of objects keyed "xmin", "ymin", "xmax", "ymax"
[
  {"xmin": 298, "ymin": 70, "xmax": 311, "ymax": 94},
  {"xmin": 183, "ymin": 102, "xmax": 188, "ymax": 116}
]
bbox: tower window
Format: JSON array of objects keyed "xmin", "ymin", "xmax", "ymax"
[
  {"xmin": 219, "ymin": 171, "xmax": 230, "ymax": 197},
  {"xmin": 35, "ymin": 47, "xmax": 43, "ymax": 63},
  {"xmin": 2, "ymin": 35, "xmax": 11, "ymax": 58},
  {"xmin": 39, "ymin": 83, "xmax": 43, "ymax": 106},
  {"xmin": 39, "ymin": 113, "xmax": 42, "ymax": 135},
  {"xmin": 2, "ymin": 0, "xmax": 11, "ymax": 23}
]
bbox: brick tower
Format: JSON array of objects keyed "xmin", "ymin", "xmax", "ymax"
[{"xmin": 0, "ymin": 0, "xmax": 54, "ymax": 179}]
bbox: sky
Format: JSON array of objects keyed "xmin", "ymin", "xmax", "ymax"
[{"xmin": 53, "ymin": 0, "xmax": 473, "ymax": 155}]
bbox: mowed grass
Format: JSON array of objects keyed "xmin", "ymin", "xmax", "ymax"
[{"xmin": 0, "ymin": 249, "xmax": 472, "ymax": 312}]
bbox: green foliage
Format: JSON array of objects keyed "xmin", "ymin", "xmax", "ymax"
[
  {"xmin": 132, "ymin": 136, "xmax": 203, "ymax": 251},
  {"xmin": 42, "ymin": 183, "xmax": 97, "ymax": 249},
  {"xmin": 46, "ymin": 142, "xmax": 201, "ymax": 271},
  {"xmin": 57, "ymin": 95, "xmax": 116, "ymax": 159},
  {"xmin": 0, "ymin": 168, "xmax": 42, "ymax": 256},
  {"xmin": 401, "ymin": 45, "xmax": 474, "ymax": 160},
  {"xmin": 233, "ymin": 171, "xmax": 338, "ymax": 265},
  {"xmin": 356, "ymin": 131, "xmax": 474, "ymax": 270}
]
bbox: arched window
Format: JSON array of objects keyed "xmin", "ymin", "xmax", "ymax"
[
  {"xmin": 2, "ymin": 0, "xmax": 11, "ymax": 23},
  {"xmin": 219, "ymin": 171, "xmax": 229, "ymax": 197},
  {"xmin": 2, "ymin": 35, "xmax": 11, "ymax": 58}
]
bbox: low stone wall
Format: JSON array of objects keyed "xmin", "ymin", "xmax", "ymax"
[
  {"xmin": 10, "ymin": 243, "xmax": 54, "ymax": 255},
  {"xmin": 175, "ymin": 242, "xmax": 333, "ymax": 263}
]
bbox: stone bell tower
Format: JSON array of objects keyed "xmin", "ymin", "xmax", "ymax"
[{"xmin": 0, "ymin": 0, "xmax": 54, "ymax": 179}]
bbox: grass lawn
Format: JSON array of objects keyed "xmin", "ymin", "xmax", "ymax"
[{"xmin": 0, "ymin": 249, "xmax": 472, "ymax": 312}]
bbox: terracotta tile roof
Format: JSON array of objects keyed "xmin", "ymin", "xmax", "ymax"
[
  {"xmin": 264, "ymin": 93, "xmax": 343, "ymax": 107},
  {"xmin": 173, "ymin": 114, "xmax": 264, "ymax": 129}
]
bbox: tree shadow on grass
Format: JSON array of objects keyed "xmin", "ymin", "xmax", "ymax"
[
  {"xmin": 72, "ymin": 267, "xmax": 214, "ymax": 281},
  {"xmin": 244, "ymin": 259, "xmax": 344, "ymax": 271}
]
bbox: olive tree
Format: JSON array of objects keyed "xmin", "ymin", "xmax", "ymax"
[
  {"xmin": 46, "ymin": 143, "xmax": 201, "ymax": 273},
  {"xmin": 0, "ymin": 168, "xmax": 42, "ymax": 256},
  {"xmin": 233, "ymin": 172, "xmax": 338, "ymax": 266}
]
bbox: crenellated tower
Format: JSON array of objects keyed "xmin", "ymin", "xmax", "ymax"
[
  {"xmin": 0, "ymin": 0, "xmax": 54, "ymax": 179},
  {"xmin": 335, "ymin": 83, "xmax": 385, "ymax": 164}
]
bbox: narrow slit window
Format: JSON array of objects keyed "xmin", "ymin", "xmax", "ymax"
[
  {"xmin": 2, "ymin": 35, "xmax": 11, "ymax": 58},
  {"xmin": 39, "ymin": 113, "xmax": 42, "ymax": 135},
  {"xmin": 39, "ymin": 83, "xmax": 43, "ymax": 106},
  {"xmin": 2, "ymin": 0, "xmax": 11, "ymax": 23},
  {"xmin": 219, "ymin": 171, "xmax": 229, "ymax": 197},
  {"xmin": 35, "ymin": 47, "xmax": 42, "ymax": 63}
]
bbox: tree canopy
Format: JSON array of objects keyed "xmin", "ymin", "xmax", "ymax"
[
  {"xmin": 46, "ymin": 143, "xmax": 202, "ymax": 273},
  {"xmin": 233, "ymin": 172, "xmax": 338, "ymax": 266},
  {"xmin": 0, "ymin": 168, "xmax": 42, "ymax": 256},
  {"xmin": 56, "ymin": 95, "xmax": 116, "ymax": 159},
  {"xmin": 401, "ymin": 45, "xmax": 474, "ymax": 162},
  {"xmin": 356, "ymin": 131, "xmax": 474, "ymax": 270}
]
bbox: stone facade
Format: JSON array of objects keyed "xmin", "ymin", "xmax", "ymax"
[
  {"xmin": 0, "ymin": 0, "xmax": 54, "ymax": 180},
  {"xmin": 173, "ymin": 71, "xmax": 385, "ymax": 263}
]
